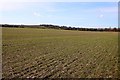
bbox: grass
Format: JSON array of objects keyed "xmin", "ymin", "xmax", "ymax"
[{"xmin": 2, "ymin": 27, "xmax": 119, "ymax": 78}]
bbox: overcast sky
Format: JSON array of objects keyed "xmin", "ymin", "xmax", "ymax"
[{"xmin": 0, "ymin": 2, "xmax": 118, "ymax": 28}]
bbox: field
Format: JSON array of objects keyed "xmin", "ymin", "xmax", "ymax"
[{"xmin": 2, "ymin": 27, "xmax": 119, "ymax": 78}]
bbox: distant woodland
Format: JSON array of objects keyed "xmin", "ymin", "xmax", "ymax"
[{"xmin": 1, "ymin": 24, "xmax": 120, "ymax": 32}]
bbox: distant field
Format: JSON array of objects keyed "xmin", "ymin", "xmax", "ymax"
[{"xmin": 2, "ymin": 28, "xmax": 119, "ymax": 78}]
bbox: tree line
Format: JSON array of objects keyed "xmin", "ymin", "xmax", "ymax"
[{"xmin": 1, "ymin": 24, "xmax": 120, "ymax": 32}]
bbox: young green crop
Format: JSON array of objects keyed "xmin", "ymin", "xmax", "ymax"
[{"xmin": 2, "ymin": 28, "xmax": 118, "ymax": 78}]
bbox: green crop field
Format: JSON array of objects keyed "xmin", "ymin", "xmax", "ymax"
[{"xmin": 2, "ymin": 27, "xmax": 119, "ymax": 78}]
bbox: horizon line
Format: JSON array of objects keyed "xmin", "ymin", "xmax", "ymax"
[{"xmin": 0, "ymin": 23, "xmax": 118, "ymax": 28}]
